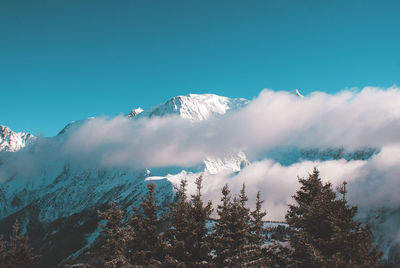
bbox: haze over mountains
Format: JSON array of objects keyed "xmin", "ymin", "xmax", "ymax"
[{"xmin": 1, "ymin": 87, "xmax": 400, "ymax": 266}]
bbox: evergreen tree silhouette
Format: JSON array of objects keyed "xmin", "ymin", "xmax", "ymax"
[
  {"xmin": 97, "ymin": 201, "xmax": 131, "ymax": 268},
  {"xmin": 212, "ymin": 184, "xmax": 254, "ymax": 267},
  {"xmin": 188, "ymin": 176, "xmax": 213, "ymax": 267},
  {"xmin": 248, "ymin": 191, "xmax": 267, "ymax": 267},
  {"xmin": 164, "ymin": 176, "xmax": 213, "ymax": 267},
  {"xmin": 128, "ymin": 183, "xmax": 166, "ymax": 267},
  {"xmin": 164, "ymin": 178, "xmax": 193, "ymax": 267},
  {"xmin": 285, "ymin": 168, "xmax": 382, "ymax": 267}
]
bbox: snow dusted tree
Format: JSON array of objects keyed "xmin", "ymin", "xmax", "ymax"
[
  {"xmin": 97, "ymin": 201, "xmax": 131, "ymax": 268},
  {"xmin": 264, "ymin": 241, "xmax": 294, "ymax": 268},
  {"xmin": 1, "ymin": 220, "xmax": 39, "ymax": 268},
  {"xmin": 285, "ymin": 168, "xmax": 382, "ymax": 267},
  {"xmin": 128, "ymin": 183, "xmax": 166, "ymax": 267}
]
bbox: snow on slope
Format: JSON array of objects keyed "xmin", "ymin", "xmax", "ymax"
[
  {"xmin": 136, "ymin": 93, "xmax": 249, "ymax": 120},
  {"xmin": 57, "ymin": 117, "xmax": 96, "ymax": 136},
  {"xmin": 0, "ymin": 125, "xmax": 35, "ymax": 152},
  {"xmin": 204, "ymin": 151, "xmax": 249, "ymax": 174}
]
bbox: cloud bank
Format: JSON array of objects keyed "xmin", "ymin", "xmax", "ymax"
[
  {"xmin": 1, "ymin": 86, "xmax": 400, "ymax": 246},
  {"xmin": 60, "ymin": 86, "xmax": 400, "ymax": 168}
]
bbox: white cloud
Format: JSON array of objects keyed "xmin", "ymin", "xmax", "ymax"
[
  {"xmin": 2, "ymin": 86, "xmax": 400, "ymax": 217},
  {"xmin": 57, "ymin": 86, "xmax": 400, "ymax": 169},
  {"xmin": 2, "ymin": 86, "xmax": 400, "ymax": 253}
]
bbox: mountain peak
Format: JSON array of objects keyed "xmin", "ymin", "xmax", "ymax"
[
  {"xmin": 127, "ymin": 107, "xmax": 144, "ymax": 118},
  {"xmin": 136, "ymin": 93, "xmax": 249, "ymax": 120},
  {"xmin": 0, "ymin": 125, "xmax": 11, "ymax": 137},
  {"xmin": 0, "ymin": 125, "xmax": 34, "ymax": 152}
]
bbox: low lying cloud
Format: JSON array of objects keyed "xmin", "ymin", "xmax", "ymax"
[
  {"xmin": 1, "ymin": 86, "xmax": 400, "ymax": 254},
  {"xmin": 59, "ymin": 86, "xmax": 400, "ymax": 168}
]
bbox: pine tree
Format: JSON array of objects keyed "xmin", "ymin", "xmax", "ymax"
[
  {"xmin": 264, "ymin": 241, "xmax": 294, "ymax": 268},
  {"xmin": 212, "ymin": 184, "xmax": 253, "ymax": 267},
  {"xmin": 233, "ymin": 183, "xmax": 253, "ymax": 266},
  {"xmin": 285, "ymin": 168, "xmax": 382, "ymax": 267},
  {"xmin": 285, "ymin": 168, "xmax": 329, "ymax": 267},
  {"xmin": 212, "ymin": 184, "xmax": 234, "ymax": 267},
  {"xmin": 128, "ymin": 183, "xmax": 166, "ymax": 267},
  {"xmin": 97, "ymin": 202, "xmax": 131, "ymax": 268},
  {"xmin": 248, "ymin": 191, "xmax": 267, "ymax": 267},
  {"xmin": 164, "ymin": 178, "xmax": 193, "ymax": 267},
  {"xmin": 164, "ymin": 176, "xmax": 213, "ymax": 267},
  {"xmin": 1, "ymin": 220, "xmax": 39, "ymax": 268},
  {"xmin": 325, "ymin": 182, "xmax": 382, "ymax": 267},
  {"xmin": 189, "ymin": 176, "xmax": 213, "ymax": 267}
]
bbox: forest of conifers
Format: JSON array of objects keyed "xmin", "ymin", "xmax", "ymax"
[{"xmin": 0, "ymin": 168, "xmax": 387, "ymax": 268}]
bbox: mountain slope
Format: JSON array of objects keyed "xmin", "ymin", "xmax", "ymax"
[{"xmin": 0, "ymin": 125, "xmax": 35, "ymax": 152}]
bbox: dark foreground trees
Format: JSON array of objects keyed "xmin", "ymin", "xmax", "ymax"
[
  {"xmin": 164, "ymin": 176, "xmax": 213, "ymax": 267},
  {"xmin": 284, "ymin": 168, "xmax": 382, "ymax": 268},
  {"xmin": 212, "ymin": 183, "xmax": 262, "ymax": 267},
  {"xmin": 0, "ymin": 220, "xmax": 39, "ymax": 268},
  {"xmin": 90, "ymin": 171, "xmax": 382, "ymax": 267},
  {"xmin": 97, "ymin": 202, "xmax": 131, "ymax": 268},
  {"xmin": 128, "ymin": 183, "xmax": 167, "ymax": 267},
  {"xmin": 10, "ymin": 169, "xmax": 381, "ymax": 267}
]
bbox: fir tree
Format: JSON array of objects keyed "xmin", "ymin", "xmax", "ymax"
[
  {"xmin": 248, "ymin": 191, "xmax": 267, "ymax": 267},
  {"xmin": 285, "ymin": 168, "xmax": 330, "ymax": 267},
  {"xmin": 189, "ymin": 176, "xmax": 213, "ymax": 267},
  {"xmin": 128, "ymin": 183, "xmax": 166, "ymax": 267},
  {"xmin": 212, "ymin": 184, "xmax": 253, "ymax": 267},
  {"xmin": 164, "ymin": 178, "xmax": 193, "ymax": 267},
  {"xmin": 97, "ymin": 201, "xmax": 131, "ymax": 268},
  {"xmin": 233, "ymin": 183, "xmax": 253, "ymax": 266},
  {"xmin": 212, "ymin": 184, "xmax": 234, "ymax": 267},
  {"xmin": 164, "ymin": 176, "xmax": 213, "ymax": 267},
  {"xmin": 1, "ymin": 220, "xmax": 39, "ymax": 268},
  {"xmin": 325, "ymin": 182, "xmax": 382, "ymax": 267},
  {"xmin": 285, "ymin": 168, "xmax": 382, "ymax": 267},
  {"xmin": 264, "ymin": 241, "xmax": 294, "ymax": 268}
]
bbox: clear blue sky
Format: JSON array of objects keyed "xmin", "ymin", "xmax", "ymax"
[{"xmin": 1, "ymin": 0, "xmax": 399, "ymax": 136}]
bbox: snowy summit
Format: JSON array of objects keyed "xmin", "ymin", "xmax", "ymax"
[{"xmin": 0, "ymin": 125, "xmax": 34, "ymax": 152}]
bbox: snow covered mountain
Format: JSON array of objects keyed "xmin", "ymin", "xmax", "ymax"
[
  {"xmin": 136, "ymin": 93, "xmax": 249, "ymax": 120},
  {"xmin": 0, "ymin": 92, "xmax": 393, "ymax": 267},
  {"xmin": 0, "ymin": 125, "xmax": 34, "ymax": 152},
  {"xmin": 0, "ymin": 93, "xmax": 253, "ymax": 267}
]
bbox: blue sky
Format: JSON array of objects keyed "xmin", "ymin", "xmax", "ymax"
[{"xmin": 1, "ymin": 0, "xmax": 399, "ymax": 136}]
